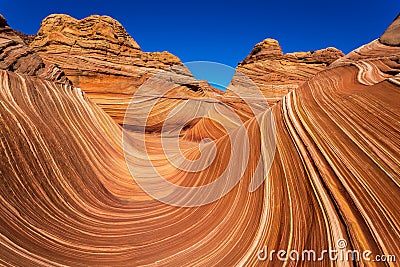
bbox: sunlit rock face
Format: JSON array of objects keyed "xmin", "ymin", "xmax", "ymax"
[
  {"xmin": 380, "ymin": 14, "xmax": 400, "ymax": 46},
  {"xmin": 30, "ymin": 14, "xmax": 221, "ymax": 125},
  {"xmin": 0, "ymin": 12, "xmax": 399, "ymax": 266},
  {"xmin": 229, "ymin": 38, "xmax": 344, "ymax": 105}
]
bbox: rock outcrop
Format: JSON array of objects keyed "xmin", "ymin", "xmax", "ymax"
[
  {"xmin": 229, "ymin": 38, "xmax": 344, "ymax": 105},
  {"xmin": 0, "ymin": 14, "xmax": 7, "ymax": 27},
  {"xmin": 380, "ymin": 14, "xmax": 400, "ymax": 46},
  {"xmin": 0, "ymin": 13, "xmax": 399, "ymax": 267},
  {"xmin": 0, "ymin": 14, "xmax": 45, "ymax": 76},
  {"xmin": 0, "ymin": 14, "xmax": 71, "ymax": 84},
  {"xmin": 30, "ymin": 14, "xmax": 220, "ymax": 125}
]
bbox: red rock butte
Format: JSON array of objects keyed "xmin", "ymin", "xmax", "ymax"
[{"xmin": 0, "ymin": 12, "xmax": 399, "ymax": 266}]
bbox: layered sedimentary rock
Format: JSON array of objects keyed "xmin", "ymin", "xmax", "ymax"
[
  {"xmin": 0, "ymin": 14, "xmax": 70, "ymax": 84},
  {"xmin": 0, "ymin": 13, "xmax": 400, "ymax": 267},
  {"xmin": 11, "ymin": 30, "xmax": 35, "ymax": 45},
  {"xmin": 30, "ymin": 14, "xmax": 220, "ymax": 125},
  {"xmin": 230, "ymin": 38, "xmax": 344, "ymax": 104},
  {"xmin": 0, "ymin": 14, "xmax": 45, "ymax": 76}
]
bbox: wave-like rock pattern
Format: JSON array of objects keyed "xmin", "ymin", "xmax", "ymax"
[{"xmin": 0, "ymin": 13, "xmax": 399, "ymax": 267}]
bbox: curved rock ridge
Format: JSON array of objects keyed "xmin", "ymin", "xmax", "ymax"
[
  {"xmin": 30, "ymin": 14, "xmax": 220, "ymax": 125},
  {"xmin": 229, "ymin": 38, "xmax": 344, "ymax": 105},
  {"xmin": 0, "ymin": 14, "xmax": 400, "ymax": 267}
]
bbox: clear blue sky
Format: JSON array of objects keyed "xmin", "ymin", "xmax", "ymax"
[{"xmin": 1, "ymin": 0, "xmax": 399, "ymax": 87}]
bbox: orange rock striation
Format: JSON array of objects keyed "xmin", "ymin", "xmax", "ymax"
[
  {"xmin": 0, "ymin": 13, "xmax": 399, "ymax": 267},
  {"xmin": 230, "ymin": 38, "xmax": 344, "ymax": 105},
  {"xmin": 30, "ymin": 14, "xmax": 220, "ymax": 125}
]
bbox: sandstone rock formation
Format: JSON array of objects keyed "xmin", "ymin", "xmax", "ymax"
[
  {"xmin": 0, "ymin": 14, "xmax": 7, "ymax": 27},
  {"xmin": 30, "ymin": 14, "xmax": 220, "ymax": 125},
  {"xmin": 0, "ymin": 14, "xmax": 45, "ymax": 76},
  {"xmin": 11, "ymin": 29, "xmax": 35, "ymax": 45},
  {"xmin": 229, "ymin": 38, "xmax": 344, "ymax": 105},
  {"xmin": 0, "ymin": 14, "xmax": 71, "ymax": 84},
  {"xmin": 0, "ymin": 13, "xmax": 399, "ymax": 267},
  {"xmin": 380, "ymin": 14, "xmax": 400, "ymax": 46}
]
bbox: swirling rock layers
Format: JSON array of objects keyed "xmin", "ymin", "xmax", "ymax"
[{"xmin": 0, "ymin": 13, "xmax": 399, "ymax": 267}]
